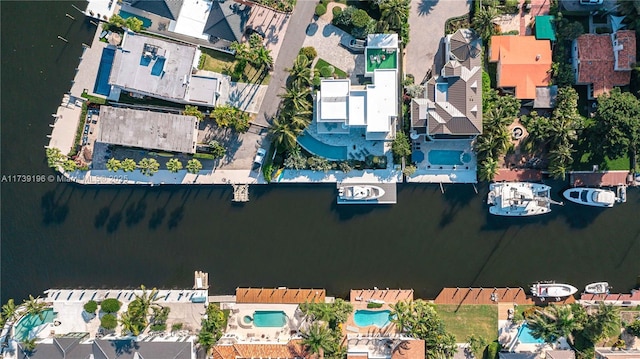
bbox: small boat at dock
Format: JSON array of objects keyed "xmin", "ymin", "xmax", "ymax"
[
  {"xmin": 338, "ymin": 185, "xmax": 385, "ymax": 201},
  {"xmin": 562, "ymin": 186, "xmax": 626, "ymax": 208},
  {"xmin": 531, "ymin": 282, "xmax": 578, "ymax": 298},
  {"xmin": 585, "ymin": 282, "xmax": 611, "ymax": 295}
]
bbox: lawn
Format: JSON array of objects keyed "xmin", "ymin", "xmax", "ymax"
[
  {"xmin": 434, "ymin": 305, "xmax": 498, "ymax": 342},
  {"xmin": 513, "ymin": 305, "xmax": 534, "ymax": 321},
  {"xmin": 315, "ymin": 58, "xmax": 348, "ymax": 79},
  {"xmin": 572, "ymin": 138, "xmax": 634, "ymax": 171},
  {"xmin": 199, "ymin": 48, "xmax": 271, "ymax": 85}
]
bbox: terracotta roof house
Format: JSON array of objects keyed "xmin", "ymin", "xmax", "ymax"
[
  {"xmin": 489, "ymin": 36, "xmax": 552, "ymax": 100},
  {"xmin": 411, "ymin": 29, "xmax": 483, "ymax": 139},
  {"xmin": 212, "ymin": 341, "xmax": 308, "ymax": 359},
  {"xmin": 572, "ymin": 30, "xmax": 636, "ymax": 99},
  {"xmin": 346, "ymin": 339, "xmax": 425, "ymax": 359}
]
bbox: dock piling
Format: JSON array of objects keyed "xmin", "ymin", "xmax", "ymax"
[
  {"xmin": 65, "ymin": 13, "xmax": 75, "ymax": 20},
  {"xmin": 57, "ymin": 36, "xmax": 68, "ymax": 43}
]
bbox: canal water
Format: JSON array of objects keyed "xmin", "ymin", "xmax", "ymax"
[{"xmin": 2, "ymin": 1, "xmax": 639, "ymax": 302}]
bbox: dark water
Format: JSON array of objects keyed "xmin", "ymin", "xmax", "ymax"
[{"xmin": 2, "ymin": 1, "xmax": 639, "ymax": 303}]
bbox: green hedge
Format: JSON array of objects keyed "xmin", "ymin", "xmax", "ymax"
[
  {"xmin": 367, "ymin": 302, "xmax": 383, "ymax": 309},
  {"xmin": 101, "ymin": 298, "xmax": 121, "ymax": 313},
  {"xmin": 193, "ymin": 153, "xmax": 215, "ymax": 160},
  {"xmin": 84, "ymin": 300, "xmax": 98, "ymax": 314},
  {"xmin": 100, "ymin": 314, "xmax": 118, "ymax": 329},
  {"xmin": 315, "ymin": 3, "xmax": 327, "ymax": 16}
]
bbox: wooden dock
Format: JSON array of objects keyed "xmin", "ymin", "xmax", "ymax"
[
  {"xmin": 232, "ymin": 184, "xmax": 249, "ymax": 202},
  {"xmin": 193, "ymin": 270, "xmax": 209, "ymax": 290},
  {"xmin": 569, "ymin": 170, "xmax": 633, "ymax": 187}
]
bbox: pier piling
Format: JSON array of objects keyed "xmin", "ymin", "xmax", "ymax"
[{"xmin": 57, "ymin": 36, "xmax": 68, "ymax": 43}]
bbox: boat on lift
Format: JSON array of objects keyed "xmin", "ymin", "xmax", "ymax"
[{"xmin": 562, "ymin": 186, "xmax": 626, "ymax": 208}]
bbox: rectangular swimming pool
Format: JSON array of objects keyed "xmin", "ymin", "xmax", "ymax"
[
  {"xmin": 253, "ymin": 311, "xmax": 287, "ymax": 327},
  {"xmin": 93, "ymin": 47, "xmax": 115, "ymax": 96},
  {"xmin": 428, "ymin": 150, "xmax": 471, "ymax": 166}
]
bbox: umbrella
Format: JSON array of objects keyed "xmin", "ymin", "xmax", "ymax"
[{"xmin": 108, "ymin": 32, "xmax": 122, "ymax": 46}]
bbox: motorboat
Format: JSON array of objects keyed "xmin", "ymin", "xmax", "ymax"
[
  {"xmin": 338, "ymin": 185, "xmax": 385, "ymax": 201},
  {"xmin": 562, "ymin": 187, "xmax": 626, "ymax": 207},
  {"xmin": 487, "ymin": 182, "xmax": 563, "ymax": 216},
  {"xmin": 585, "ymin": 282, "xmax": 611, "ymax": 295},
  {"xmin": 531, "ymin": 282, "xmax": 578, "ymax": 298}
]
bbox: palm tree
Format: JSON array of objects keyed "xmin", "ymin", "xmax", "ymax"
[
  {"xmin": 280, "ymin": 86, "xmax": 312, "ymax": 112},
  {"xmin": 106, "ymin": 158, "xmax": 121, "ymax": 172},
  {"xmin": 253, "ymin": 46, "xmax": 273, "ymax": 71},
  {"xmin": 121, "ymin": 158, "xmax": 137, "ymax": 172},
  {"xmin": 269, "ymin": 116, "xmax": 301, "ymax": 151},
  {"xmin": 21, "ymin": 338, "xmax": 38, "ymax": 354},
  {"xmin": 186, "ymin": 159, "xmax": 202, "ymax": 174},
  {"xmin": 23, "ymin": 295, "xmax": 47, "ymax": 321},
  {"xmin": 379, "ymin": 0, "xmax": 410, "ymax": 31},
  {"xmin": 166, "ymin": 158, "xmax": 183, "ymax": 173},
  {"xmin": 583, "ymin": 303, "xmax": 620, "ymax": 343},
  {"xmin": 230, "ymin": 41, "xmax": 250, "ymax": 62},
  {"xmin": 286, "ymin": 55, "xmax": 313, "ymax": 89},
  {"xmin": 390, "ymin": 301, "xmax": 413, "ymax": 333},
  {"xmin": 283, "ymin": 107, "xmax": 312, "ymax": 130},
  {"xmin": 478, "ymin": 157, "xmax": 499, "ymax": 181},
  {"xmin": 2, "ymin": 299, "xmax": 17, "ymax": 323},
  {"xmin": 528, "ymin": 305, "xmax": 583, "ymax": 345},
  {"xmin": 197, "ymin": 330, "xmax": 216, "ymax": 350},
  {"xmin": 120, "ymin": 311, "xmax": 144, "ymax": 336},
  {"xmin": 132, "ymin": 285, "xmax": 160, "ymax": 316},
  {"xmin": 472, "ymin": 7, "xmax": 499, "ymax": 42},
  {"xmin": 301, "ymin": 322, "xmax": 333, "ymax": 358},
  {"xmin": 138, "ymin": 158, "xmax": 160, "ymax": 176}
]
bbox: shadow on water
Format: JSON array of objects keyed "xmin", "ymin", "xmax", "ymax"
[
  {"xmin": 41, "ymin": 190, "xmax": 70, "ymax": 225},
  {"xmin": 439, "ymin": 183, "xmax": 477, "ymax": 228},
  {"xmin": 167, "ymin": 206, "xmax": 184, "ymax": 230},
  {"xmin": 94, "ymin": 207, "xmax": 110, "ymax": 228},
  {"xmin": 125, "ymin": 199, "xmax": 147, "ymax": 227},
  {"xmin": 330, "ymin": 200, "xmax": 389, "ymax": 221},
  {"xmin": 148, "ymin": 208, "xmax": 166, "ymax": 230},
  {"xmin": 106, "ymin": 211, "xmax": 123, "ymax": 233}
]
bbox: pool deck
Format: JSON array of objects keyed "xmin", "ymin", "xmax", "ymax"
[
  {"xmin": 343, "ymin": 289, "xmax": 414, "ymax": 335},
  {"xmin": 219, "ymin": 303, "xmax": 303, "ymax": 344},
  {"xmin": 408, "ymin": 139, "xmax": 478, "ymax": 184}
]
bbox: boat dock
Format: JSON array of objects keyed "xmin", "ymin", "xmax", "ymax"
[
  {"xmin": 193, "ymin": 270, "xmax": 209, "ymax": 290},
  {"xmin": 336, "ymin": 182, "xmax": 397, "ymax": 205},
  {"xmin": 569, "ymin": 170, "xmax": 634, "ymax": 187},
  {"xmin": 494, "ymin": 169, "xmax": 542, "ymax": 182},
  {"xmin": 232, "ymin": 184, "xmax": 249, "ymax": 202}
]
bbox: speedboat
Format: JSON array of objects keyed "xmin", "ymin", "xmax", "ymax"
[
  {"xmin": 487, "ymin": 182, "xmax": 563, "ymax": 216},
  {"xmin": 531, "ymin": 282, "xmax": 578, "ymax": 298},
  {"xmin": 562, "ymin": 187, "xmax": 624, "ymax": 207},
  {"xmin": 338, "ymin": 185, "xmax": 385, "ymax": 201},
  {"xmin": 585, "ymin": 282, "xmax": 611, "ymax": 295}
]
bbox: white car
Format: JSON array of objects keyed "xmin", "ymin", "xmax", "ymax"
[
  {"xmin": 579, "ymin": 0, "xmax": 603, "ymax": 5},
  {"xmin": 254, "ymin": 148, "xmax": 267, "ymax": 165}
]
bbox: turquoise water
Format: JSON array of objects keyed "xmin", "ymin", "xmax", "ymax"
[
  {"xmin": 428, "ymin": 150, "xmax": 470, "ymax": 166},
  {"xmin": 94, "ymin": 48, "xmax": 115, "ymax": 96},
  {"xmin": 253, "ymin": 311, "xmax": 287, "ymax": 327},
  {"xmin": 14, "ymin": 309, "xmax": 55, "ymax": 341},
  {"xmin": 517, "ymin": 323, "xmax": 545, "ymax": 344},
  {"xmin": 297, "ymin": 131, "xmax": 348, "ymax": 160},
  {"xmin": 353, "ymin": 309, "xmax": 391, "ymax": 327},
  {"xmin": 118, "ymin": 10, "xmax": 152, "ymax": 28}
]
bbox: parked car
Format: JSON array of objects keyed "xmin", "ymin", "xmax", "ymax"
[
  {"xmin": 340, "ymin": 37, "xmax": 366, "ymax": 53},
  {"xmin": 254, "ymin": 148, "xmax": 267, "ymax": 165}
]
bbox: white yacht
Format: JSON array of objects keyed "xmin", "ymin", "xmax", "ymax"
[
  {"xmin": 531, "ymin": 282, "xmax": 578, "ymax": 298},
  {"xmin": 487, "ymin": 182, "xmax": 562, "ymax": 216},
  {"xmin": 338, "ymin": 185, "xmax": 385, "ymax": 201},
  {"xmin": 563, "ymin": 186, "xmax": 626, "ymax": 207}
]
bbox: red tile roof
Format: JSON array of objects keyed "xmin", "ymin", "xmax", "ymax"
[
  {"xmin": 489, "ymin": 36, "xmax": 552, "ymax": 99},
  {"xmin": 575, "ymin": 31, "xmax": 635, "ymax": 98},
  {"xmin": 212, "ymin": 341, "xmax": 309, "ymax": 359}
]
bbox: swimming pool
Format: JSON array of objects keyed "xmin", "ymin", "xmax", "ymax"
[
  {"xmin": 93, "ymin": 47, "xmax": 115, "ymax": 96},
  {"xmin": 428, "ymin": 150, "xmax": 471, "ymax": 166},
  {"xmin": 14, "ymin": 309, "xmax": 55, "ymax": 341},
  {"xmin": 253, "ymin": 311, "xmax": 287, "ymax": 327},
  {"xmin": 118, "ymin": 10, "xmax": 153, "ymax": 28},
  {"xmin": 517, "ymin": 323, "xmax": 545, "ymax": 344},
  {"xmin": 353, "ymin": 309, "xmax": 391, "ymax": 327},
  {"xmin": 297, "ymin": 131, "xmax": 348, "ymax": 161}
]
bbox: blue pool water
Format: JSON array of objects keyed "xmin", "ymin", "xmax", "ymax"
[
  {"xmin": 428, "ymin": 150, "xmax": 471, "ymax": 166},
  {"xmin": 93, "ymin": 47, "xmax": 115, "ymax": 96},
  {"xmin": 14, "ymin": 309, "xmax": 55, "ymax": 341},
  {"xmin": 297, "ymin": 131, "xmax": 348, "ymax": 161},
  {"xmin": 253, "ymin": 311, "xmax": 287, "ymax": 327},
  {"xmin": 517, "ymin": 323, "xmax": 545, "ymax": 344},
  {"xmin": 118, "ymin": 10, "xmax": 152, "ymax": 28},
  {"xmin": 353, "ymin": 309, "xmax": 391, "ymax": 327}
]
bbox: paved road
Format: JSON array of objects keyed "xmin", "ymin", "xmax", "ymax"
[
  {"xmin": 404, "ymin": 0, "xmax": 471, "ymax": 84},
  {"xmin": 255, "ymin": 0, "xmax": 320, "ymax": 127}
]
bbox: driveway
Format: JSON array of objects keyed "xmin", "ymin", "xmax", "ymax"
[
  {"xmin": 302, "ymin": 19, "xmax": 363, "ymax": 81},
  {"xmin": 405, "ymin": 0, "xmax": 471, "ymax": 84}
]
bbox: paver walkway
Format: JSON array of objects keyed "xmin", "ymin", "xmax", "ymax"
[
  {"xmin": 302, "ymin": 19, "xmax": 362, "ymax": 81},
  {"xmin": 405, "ymin": 0, "xmax": 471, "ymax": 84},
  {"xmin": 254, "ymin": 0, "xmax": 319, "ymax": 127}
]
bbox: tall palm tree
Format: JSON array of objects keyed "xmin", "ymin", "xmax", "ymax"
[
  {"xmin": 379, "ymin": 0, "xmax": 410, "ymax": 31},
  {"xmin": 301, "ymin": 322, "xmax": 333, "ymax": 358},
  {"xmin": 166, "ymin": 158, "xmax": 183, "ymax": 173},
  {"xmin": 23, "ymin": 296, "xmax": 47, "ymax": 321},
  {"xmin": 284, "ymin": 107, "xmax": 312, "ymax": 131},
  {"xmin": 269, "ymin": 116, "xmax": 301, "ymax": 151},
  {"xmin": 131, "ymin": 285, "xmax": 160, "ymax": 317},
  {"xmin": 286, "ymin": 55, "xmax": 313, "ymax": 89},
  {"xmin": 138, "ymin": 158, "xmax": 160, "ymax": 176},
  {"xmin": 390, "ymin": 300, "xmax": 413, "ymax": 333},
  {"xmin": 253, "ymin": 46, "xmax": 273, "ymax": 71},
  {"xmin": 280, "ymin": 86, "xmax": 312, "ymax": 112},
  {"xmin": 583, "ymin": 303, "xmax": 620, "ymax": 343},
  {"xmin": 2, "ymin": 299, "xmax": 17, "ymax": 323},
  {"xmin": 230, "ymin": 41, "xmax": 249, "ymax": 62},
  {"xmin": 186, "ymin": 159, "xmax": 202, "ymax": 174},
  {"xmin": 478, "ymin": 157, "xmax": 499, "ymax": 182},
  {"xmin": 197, "ymin": 330, "xmax": 216, "ymax": 350},
  {"xmin": 21, "ymin": 338, "xmax": 38, "ymax": 354},
  {"xmin": 121, "ymin": 158, "xmax": 137, "ymax": 172},
  {"xmin": 472, "ymin": 7, "xmax": 499, "ymax": 42}
]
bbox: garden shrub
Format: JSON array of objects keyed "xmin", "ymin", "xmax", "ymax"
[
  {"xmin": 300, "ymin": 46, "xmax": 317, "ymax": 61},
  {"xmin": 486, "ymin": 341, "xmax": 501, "ymax": 359},
  {"xmin": 332, "ymin": 6, "xmax": 342, "ymax": 17},
  {"xmin": 320, "ymin": 66, "xmax": 334, "ymax": 78},
  {"xmin": 84, "ymin": 300, "xmax": 98, "ymax": 314},
  {"xmin": 100, "ymin": 314, "xmax": 118, "ymax": 329},
  {"xmin": 172, "ymin": 323, "xmax": 183, "ymax": 331},
  {"xmin": 150, "ymin": 323, "xmax": 167, "ymax": 332},
  {"xmin": 193, "ymin": 153, "xmax": 215, "ymax": 160},
  {"xmin": 101, "ymin": 298, "xmax": 121, "ymax": 313},
  {"xmin": 315, "ymin": 4, "xmax": 327, "ymax": 16},
  {"xmin": 367, "ymin": 302, "xmax": 383, "ymax": 309}
]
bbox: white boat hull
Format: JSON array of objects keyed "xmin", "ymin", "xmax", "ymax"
[
  {"xmin": 585, "ymin": 282, "xmax": 610, "ymax": 294},
  {"xmin": 338, "ymin": 185, "xmax": 385, "ymax": 201},
  {"xmin": 563, "ymin": 188, "xmax": 616, "ymax": 207},
  {"xmin": 487, "ymin": 182, "xmax": 559, "ymax": 216},
  {"xmin": 531, "ymin": 282, "xmax": 578, "ymax": 298}
]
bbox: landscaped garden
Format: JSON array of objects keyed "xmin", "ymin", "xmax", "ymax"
[
  {"xmin": 198, "ymin": 34, "xmax": 272, "ymax": 85},
  {"xmin": 314, "ymin": 58, "xmax": 348, "ymax": 79}
]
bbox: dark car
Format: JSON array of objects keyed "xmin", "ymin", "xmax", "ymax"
[{"xmin": 340, "ymin": 37, "xmax": 366, "ymax": 53}]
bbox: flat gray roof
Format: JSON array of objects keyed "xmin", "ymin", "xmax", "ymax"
[
  {"xmin": 98, "ymin": 106, "xmax": 198, "ymax": 154},
  {"xmin": 187, "ymin": 75, "xmax": 219, "ymax": 105},
  {"xmin": 109, "ymin": 32, "xmax": 197, "ymax": 102}
]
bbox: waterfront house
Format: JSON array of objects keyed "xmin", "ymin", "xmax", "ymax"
[
  {"xmin": 108, "ymin": 31, "xmax": 226, "ymax": 106},
  {"xmin": 489, "ymin": 36, "xmax": 552, "ymax": 101},
  {"xmin": 572, "ymin": 30, "xmax": 636, "ymax": 99},
  {"xmin": 314, "ymin": 34, "xmax": 399, "ymax": 141},
  {"xmin": 410, "ymin": 29, "xmax": 483, "ymax": 140},
  {"xmin": 97, "ymin": 106, "xmax": 198, "ymax": 154},
  {"xmin": 212, "ymin": 341, "xmax": 308, "ymax": 359}
]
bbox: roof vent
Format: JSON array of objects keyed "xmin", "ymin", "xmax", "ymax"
[{"xmin": 536, "ymin": 54, "xmax": 541, "ymax": 61}]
